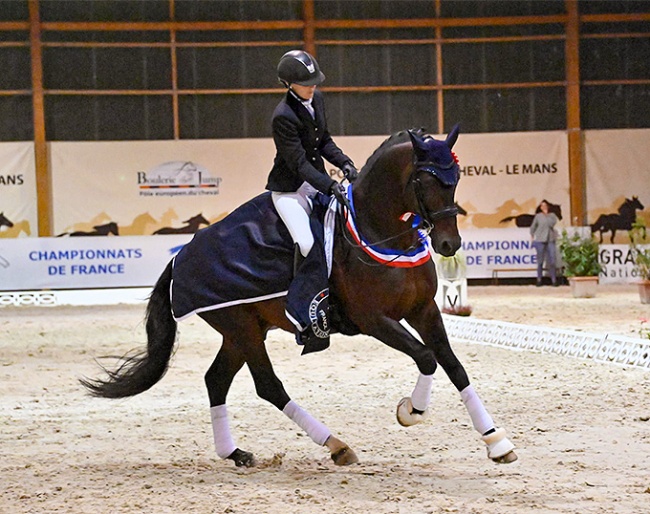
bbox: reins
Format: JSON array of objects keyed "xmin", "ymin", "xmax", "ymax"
[{"xmin": 336, "ymin": 166, "xmax": 457, "ymax": 268}]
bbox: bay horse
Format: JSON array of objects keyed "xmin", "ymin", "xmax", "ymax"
[
  {"xmin": 591, "ymin": 196, "xmax": 644, "ymax": 243},
  {"xmin": 80, "ymin": 127, "xmax": 517, "ymax": 468}
]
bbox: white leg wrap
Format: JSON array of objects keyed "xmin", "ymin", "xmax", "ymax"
[
  {"xmin": 283, "ymin": 400, "xmax": 331, "ymax": 446},
  {"xmin": 411, "ymin": 373, "xmax": 433, "ymax": 412},
  {"xmin": 210, "ymin": 405, "xmax": 237, "ymax": 459},
  {"xmin": 481, "ymin": 427, "xmax": 515, "ymax": 459},
  {"xmin": 460, "ymin": 385, "xmax": 495, "ymax": 435}
]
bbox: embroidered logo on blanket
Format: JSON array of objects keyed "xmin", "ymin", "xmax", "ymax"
[{"xmin": 308, "ymin": 289, "xmax": 330, "ymax": 338}]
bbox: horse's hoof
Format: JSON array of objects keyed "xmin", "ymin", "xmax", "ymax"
[
  {"xmin": 492, "ymin": 450, "xmax": 518, "ymax": 464},
  {"xmin": 228, "ymin": 448, "xmax": 257, "ymax": 467},
  {"xmin": 482, "ymin": 427, "xmax": 515, "ymax": 461},
  {"xmin": 396, "ymin": 397, "xmax": 428, "ymax": 427},
  {"xmin": 331, "ymin": 445, "xmax": 359, "ymax": 466}
]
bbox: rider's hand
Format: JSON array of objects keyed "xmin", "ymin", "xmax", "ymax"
[
  {"xmin": 329, "ymin": 182, "xmax": 347, "ymax": 205},
  {"xmin": 342, "ymin": 162, "xmax": 359, "ymax": 182}
]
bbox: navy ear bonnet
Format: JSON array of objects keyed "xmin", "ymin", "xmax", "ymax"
[{"xmin": 408, "ymin": 125, "xmax": 460, "ymax": 186}]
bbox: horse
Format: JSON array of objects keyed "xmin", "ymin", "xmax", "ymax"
[
  {"xmin": 500, "ymin": 200, "xmax": 563, "ymax": 228},
  {"xmin": 0, "ymin": 212, "xmax": 14, "ymax": 230},
  {"xmin": 68, "ymin": 222, "xmax": 119, "ymax": 237},
  {"xmin": 153, "ymin": 213, "xmax": 210, "ymax": 234},
  {"xmin": 80, "ymin": 126, "xmax": 517, "ymax": 468},
  {"xmin": 591, "ymin": 196, "xmax": 644, "ymax": 243}
]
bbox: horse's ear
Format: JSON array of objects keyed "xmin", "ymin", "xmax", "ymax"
[
  {"xmin": 407, "ymin": 129, "xmax": 427, "ymax": 158},
  {"xmin": 407, "ymin": 129, "xmax": 423, "ymax": 147},
  {"xmin": 446, "ymin": 124, "xmax": 460, "ymax": 149}
]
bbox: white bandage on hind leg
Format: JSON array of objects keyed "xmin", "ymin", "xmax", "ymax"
[
  {"xmin": 460, "ymin": 385, "xmax": 495, "ymax": 435},
  {"xmin": 411, "ymin": 373, "xmax": 433, "ymax": 412},
  {"xmin": 283, "ymin": 400, "xmax": 331, "ymax": 446},
  {"xmin": 210, "ymin": 405, "xmax": 237, "ymax": 459}
]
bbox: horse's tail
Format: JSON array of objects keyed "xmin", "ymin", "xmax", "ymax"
[
  {"xmin": 499, "ymin": 216, "xmax": 515, "ymax": 224},
  {"xmin": 79, "ymin": 261, "xmax": 178, "ymax": 398},
  {"xmin": 591, "ymin": 216, "xmax": 604, "ymax": 232}
]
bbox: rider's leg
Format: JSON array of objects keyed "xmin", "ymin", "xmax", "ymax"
[{"xmin": 271, "ymin": 183, "xmax": 317, "ymax": 258}]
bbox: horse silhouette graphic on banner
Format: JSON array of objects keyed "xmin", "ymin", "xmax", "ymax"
[
  {"xmin": 499, "ymin": 200, "xmax": 563, "ymax": 228},
  {"xmin": 153, "ymin": 214, "xmax": 210, "ymax": 234},
  {"xmin": 591, "ymin": 196, "xmax": 644, "ymax": 243}
]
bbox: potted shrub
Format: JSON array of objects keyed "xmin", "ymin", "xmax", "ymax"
[
  {"xmin": 629, "ymin": 218, "xmax": 650, "ymax": 304},
  {"xmin": 558, "ymin": 229, "xmax": 602, "ymax": 298}
]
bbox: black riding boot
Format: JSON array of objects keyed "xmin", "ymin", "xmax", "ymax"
[{"xmin": 293, "ymin": 244, "xmax": 305, "ymax": 277}]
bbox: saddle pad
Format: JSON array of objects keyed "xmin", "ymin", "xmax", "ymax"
[{"xmin": 171, "ymin": 192, "xmax": 294, "ymax": 320}]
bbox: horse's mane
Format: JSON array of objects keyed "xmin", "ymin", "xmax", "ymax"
[{"xmin": 360, "ymin": 127, "xmax": 426, "ymax": 174}]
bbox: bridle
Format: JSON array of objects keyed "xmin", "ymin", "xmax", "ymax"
[
  {"xmin": 409, "ymin": 155, "xmax": 460, "ymax": 229},
  {"xmin": 338, "ymin": 156, "xmax": 460, "ymax": 266}
]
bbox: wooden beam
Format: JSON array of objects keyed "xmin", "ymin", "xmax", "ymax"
[
  {"xmin": 29, "ymin": 0, "xmax": 52, "ymax": 237},
  {"xmin": 169, "ymin": 0, "xmax": 179, "ymax": 140},
  {"xmin": 303, "ymin": 0, "xmax": 316, "ymax": 55},
  {"xmin": 435, "ymin": 0, "xmax": 444, "ymax": 133},
  {"xmin": 0, "ymin": 21, "xmax": 30, "ymax": 30},
  {"xmin": 565, "ymin": 0, "xmax": 585, "ymax": 226},
  {"xmin": 314, "ymin": 15, "xmax": 569, "ymax": 29},
  {"xmin": 41, "ymin": 20, "xmax": 304, "ymax": 31},
  {"xmin": 581, "ymin": 13, "xmax": 650, "ymax": 23}
]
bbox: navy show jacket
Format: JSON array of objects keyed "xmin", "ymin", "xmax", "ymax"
[{"xmin": 266, "ymin": 89, "xmax": 352, "ymax": 195}]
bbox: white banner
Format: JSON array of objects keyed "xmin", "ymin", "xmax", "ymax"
[
  {"xmin": 48, "ymin": 131, "xmax": 569, "ymax": 236},
  {"xmin": 458, "ymin": 227, "xmax": 538, "ymax": 279},
  {"xmin": 599, "ymin": 244, "xmax": 648, "ymax": 284},
  {"xmin": 0, "ymin": 142, "xmax": 37, "ymax": 238},
  {"xmin": 50, "ymin": 139, "xmax": 279, "ymax": 236},
  {"xmin": 453, "ymin": 131, "xmax": 570, "ymax": 231},
  {"xmin": 585, "ymin": 128, "xmax": 650, "ymax": 244},
  {"xmin": 0, "ymin": 230, "xmax": 639, "ymax": 291},
  {"xmin": 0, "ymin": 234, "xmax": 191, "ymax": 290}
]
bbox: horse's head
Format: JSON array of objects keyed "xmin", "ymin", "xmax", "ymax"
[
  {"xmin": 94, "ymin": 222, "xmax": 119, "ymax": 235},
  {"xmin": 407, "ymin": 126, "xmax": 462, "ymax": 256},
  {"xmin": 629, "ymin": 196, "xmax": 645, "ymax": 211},
  {"xmin": 0, "ymin": 212, "xmax": 14, "ymax": 228},
  {"xmin": 186, "ymin": 214, "xmax": 210, "ymax": 227}
]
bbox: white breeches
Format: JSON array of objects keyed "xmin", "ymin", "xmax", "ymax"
[{"xmin": 271, "ymin": 182, "xmax": 318, "ymax": 258}]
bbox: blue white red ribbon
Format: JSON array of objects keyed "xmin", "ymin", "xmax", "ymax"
[{"xmin": 344, "ymin": 184, "xmax": 431, "ymax": 268}]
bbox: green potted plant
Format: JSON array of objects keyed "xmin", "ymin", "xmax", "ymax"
[
  {"xmin": 629, "ymin": 218, "xmax": 650, "ymax": 304},
  {"xmin": 558, "ymin": 229, "xmax": 602, "ymax": 298}
]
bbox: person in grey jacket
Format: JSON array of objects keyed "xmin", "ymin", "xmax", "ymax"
[{"xmin": 530, "ymin": 200, "xmax": 559, "ymax": 286}]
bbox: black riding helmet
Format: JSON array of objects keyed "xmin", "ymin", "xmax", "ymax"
[{"xmin": 277, "ymin": 50, "xmax": 325, "ymax": 87}]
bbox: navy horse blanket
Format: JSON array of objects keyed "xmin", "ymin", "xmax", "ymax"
[{"xmin": 170, "ymin": 191, "xmax": 330, "ymax": 345}]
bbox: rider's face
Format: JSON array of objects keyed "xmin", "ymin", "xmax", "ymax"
[{"xmin": 291, "ymin": 84, "xmax": 316, "ymax": 101}]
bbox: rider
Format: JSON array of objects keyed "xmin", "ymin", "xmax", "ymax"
[{"xmin": 266, "ymin": 49, "xmax": 358, "ymax": 352}]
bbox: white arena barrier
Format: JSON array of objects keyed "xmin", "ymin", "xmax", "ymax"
[{"xmin": 442, "ymin": 314, "xmax": 650, "ymax": 370}]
